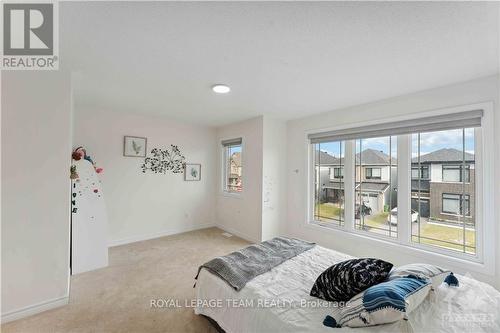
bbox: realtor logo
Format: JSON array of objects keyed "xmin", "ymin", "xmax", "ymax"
[{"xmin": 1, "ymin": 1, "xmax": 59, "ymax": 70}]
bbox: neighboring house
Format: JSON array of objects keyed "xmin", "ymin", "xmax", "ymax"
[
  {"xmin": 411, "ymin": 148, "xmax": 475, "ymax": 224},
  {"xmin": 316, "ymin": 149, "xmax": 397, "ymax": 214},
  {"xmin": 355, "ymin": 149, "xmax": 397, "ymax": 213},
  {"xmin": 316, "ymin": 151, "xmax": 344, "ymax": 205},
  {"xmin": 229, "ymin": 152, "xmax": 242, "ymax": 191}
]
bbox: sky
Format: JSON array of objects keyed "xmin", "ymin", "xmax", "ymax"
[{"xmin": 318, "ymin": 128, "xmax": 475, "ymax": 159}]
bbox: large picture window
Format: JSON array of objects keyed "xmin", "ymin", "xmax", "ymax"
[{"xmin": 308, "ymin": 109, "xmax": 482, "ymax": 259}]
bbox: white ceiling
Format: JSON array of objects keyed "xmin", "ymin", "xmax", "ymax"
[{"xmin": 61, "ymin": 2, "xmax": 499, "ymax": 127}]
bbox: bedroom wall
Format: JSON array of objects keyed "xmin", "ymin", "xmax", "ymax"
[
  {"xmin": 261, "ymin": 117, "xmax": 287, "ymax": 241},
  {"xmin": 215, "ymin": 116, "xmax": 264, "ymax": 242},
  {"xmin": 1, "ymin": 71, "xmax": 72, "ymax": 320},
  {"xmin": 73, "ymin": 108, "xmax": 217, "ymax": 246},
  {"xmin": 285, "ymin": 75, "xmax": 500, "ymax": 289}
]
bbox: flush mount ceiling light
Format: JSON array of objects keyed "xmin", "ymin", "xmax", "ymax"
[{"xmin": 212, "ymin": 84, "xmax": 231, "ymax": 94}]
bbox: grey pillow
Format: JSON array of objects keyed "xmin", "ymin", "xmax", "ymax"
[{"xmin": 389, "ymin": 263, "xmax": 450, "ymax": 288}]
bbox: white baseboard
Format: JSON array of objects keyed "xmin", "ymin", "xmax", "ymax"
[
  {"xmin": 108, "ymin": 223, "xmax": 215, "ymax": 247},
  {"xmin": 1, "ymin": 295, "xmax": 69, "ymax": 324},
  {"xmin": 215, "ymin": 224, "xmax": 260, "ymax": 243}
]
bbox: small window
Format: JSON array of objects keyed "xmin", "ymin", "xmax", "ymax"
[
  {"xmin": 412, "ymin": 166, "xmax": 429, "ymax": 179},
  {"xmin": 365, "ymin": 167, "xmax": 381, "ymax": 179},
  {"xmin": 442, "ymin": 193, "xmax": 470, "ymax": 216},
  {"xmin": 443, "ymin": 165, "xmax": 470, "ymax": 183},
  {"xmin": 222, "ymin": 138, "xmax": 242, "ymax": 193},
  {"xmin": 330, "ymin": 167, "xmax": 344, "ymax": 179}
]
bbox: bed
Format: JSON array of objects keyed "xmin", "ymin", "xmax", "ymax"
[{"xmin": 195, "ymin": 245, "xmax": 500, "ymax": 332}]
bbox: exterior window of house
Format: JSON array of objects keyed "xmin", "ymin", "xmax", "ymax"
[
  {"xmin": 308, "ymin": 109, "xmax": 482, "ymax": 260},
  {"xmin": 330, "ymin": 167, "xmax": 344, "ymax": 179},
  {"xmin": 222, "ymin": 138, "xmax": 242, "ymax": 193},
  {"xmin": 442, "ymin": 194, "xmax": 470, "ymax": 216},
  {"xmin": 313, "ymin": 141, "xmax": 345, "ymax": 226},
  {"xmin": 411, "ymin": 128, "xmax": 475, "ymax": 254},
  {"xmin": 355, "ymin": 136, "xmax": 398, "ymax": 238},
  {"xmin": 365, "ymin": 167, "xmax": 382, "ymax": 179},
  {"xmin": 412, "ymin": 166, "xmax": 429, "ymax": 179},
  {"xmin": 442, "ymin": 165, "xmax": 470, "ymax": 183}
]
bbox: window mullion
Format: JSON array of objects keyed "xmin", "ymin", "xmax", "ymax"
[
  {"xmin": 344, "ymin": 140, "xmax": 355, "ymax": 231},
  {"xmin": 397, "ymin": 135, "xmax": 411, "ymax": 244}
]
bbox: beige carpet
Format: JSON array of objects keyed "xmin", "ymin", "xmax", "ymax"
[{"xmin": 2, "ymin": 227, "xmax": 250, "ymax": 333}]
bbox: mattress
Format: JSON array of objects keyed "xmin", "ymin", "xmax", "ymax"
[{"xmin": 195, "ymin": 245, "xmax": 500, "ymax": 333}]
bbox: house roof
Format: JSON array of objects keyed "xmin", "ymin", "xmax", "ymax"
[
  {"xmin": 411, "ymin": 148, "xmax": 474, "ymax": 163},
  {"xmin": 323, "ymin": 181, "xmax": 344, "ymax": 190},
  {"xmin": 324, "ymin": 181, "xmax": 389, "ymax": 192},
  {"xmin": 316, "ymin": 151, "xmax": 343, "ymax": 165},
  {"xmin": 316, "ymin": 148, "xmax": 396, "ymax": 165},
  {"xmin": 231, "ymin": 152, "xmax": 241, "ymax": 167},
  {"xmin": 356, "ymin": 148, "xmax": 397, "ymax": 165},
  {"xmin": 356, "ymin": 182, "xmax": 390, "ymax": 193}
]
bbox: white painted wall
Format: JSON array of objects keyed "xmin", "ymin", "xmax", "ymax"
[
  {"xmin": 261, "ymin": 117, "xmax": 287, "ymax": 241},
  {"xmin": 286, "ymin": 75, "xmax": 500, "ymax": 289},
  {"xmin": 73, "ymin": 108, "xmax": 217, "ymax": 246},
  {"xmin": 431, "ymin": 164, "xmax": 442, "ymax": 182},
  {"xmin": 1, "ymin": 71, "xmax": 72, "ymax": 320},
  {"xmin": 216, "ymin": 117, "xmax": 264, "ymax": 243}
]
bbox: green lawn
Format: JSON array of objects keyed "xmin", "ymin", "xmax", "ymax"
[
  {"xmin": 316, "ymin": 203, "xmax": 475, "ymax": 253},
  {"xmin": 315, "ymin": 203, "xmax": 343, "ymax": 222},
  {"xmin": 412, "ymin": 223, "xmax": 475, "ymax": 253}
]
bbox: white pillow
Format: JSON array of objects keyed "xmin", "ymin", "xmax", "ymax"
[
  {"xmin": 389, "ymin": 263, "xmax": 450, "ymax": 288},
  {"xmin": 338, "ymin": 276, "xmax": 431, "ymax": 328}
]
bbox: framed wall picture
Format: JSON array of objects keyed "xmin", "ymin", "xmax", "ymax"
[
  {"xmin": 123, "ymin": 136, "xmax": 147, "ymax": 157},
  {"xmin": 184, "ymin": 164, "xmax": 201, "ymax": 181}
]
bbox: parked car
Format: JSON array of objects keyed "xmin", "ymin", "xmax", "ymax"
[
  {"xmin": 388, "ymin": 207, "xmax": 419, "ymax": 225},
  {"xmin": 355, "ymin": 203, "xmax": 372, "ymax": 219}
]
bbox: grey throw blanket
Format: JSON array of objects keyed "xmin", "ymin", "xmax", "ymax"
[{"xmin": 195, "ymin": 237, "xmax": 315, "ymax": 291}]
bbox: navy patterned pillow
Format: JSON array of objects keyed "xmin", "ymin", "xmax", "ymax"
[{"xmin": 310, "ymin": 258, "xmax": 393, "ymax": 302}]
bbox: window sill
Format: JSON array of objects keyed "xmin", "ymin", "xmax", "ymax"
[
  {"xmin": 220, "ymin": 191, "xmax": 243, "ymax": 199},
  {"xmin": 305, "ymin": 221, "xmax": 488, "ymax": 273},
  {"xmin": 440, "ymin": 212, "xmax": 472, "ymax": 218}
]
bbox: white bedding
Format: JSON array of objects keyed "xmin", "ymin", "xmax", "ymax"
[{"xmin": 195, "ymin": 245, "xmax": 500, "ymax": 333}]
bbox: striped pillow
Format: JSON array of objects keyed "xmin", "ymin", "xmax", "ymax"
[
  {"xmin": 339, "ymin": 276, "xmax": 431, "ymax": 328},
  {"xmin": 389, "ymin": 263, "xmax": 450, "ymax": 288}
]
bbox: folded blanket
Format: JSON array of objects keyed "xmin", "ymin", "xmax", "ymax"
[{"xmin": 195, "ymin": 236, "xmax": 315, "ymax": 291}]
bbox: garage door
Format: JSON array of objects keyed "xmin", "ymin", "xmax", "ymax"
[
  {"xmin": 362, "ymin": 193, "xmax": 379, "ymax": 213},
  {"xmin": 411, "ymin": 198, "xmax": 430, "ymax": 218}
]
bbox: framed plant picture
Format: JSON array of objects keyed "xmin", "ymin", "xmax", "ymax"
[
  {"xmin": 184, "ymin": 163, "xmax": 201, "ymax": 181},
  {"xmin": 123, "ymin": 136, "xmax": 147, "ymax": 157}
]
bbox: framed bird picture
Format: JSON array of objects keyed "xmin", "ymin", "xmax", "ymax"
[
  {"xmin": 184, "ymin": 164, "xmax": 201, "ymax": 181},
  {"xmin": 123, "ymin": 136, "xmax": 147, "ymax": 157}
]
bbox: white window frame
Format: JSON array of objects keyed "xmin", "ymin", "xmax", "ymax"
[
  {"xmin": 305, "ymin": 102, "xmax": 495, "ymax": 275},
  {"xmin": 221, "ymin": 138, "xmax": 244, "ymax": 197}
]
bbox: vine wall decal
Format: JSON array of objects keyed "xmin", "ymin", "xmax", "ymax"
[{"xmin": 141, "ymin": 145, "xmax": 186, "ymax": 174}]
